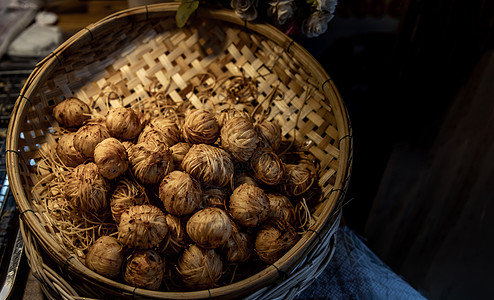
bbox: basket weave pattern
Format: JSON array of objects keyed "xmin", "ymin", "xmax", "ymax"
[{"xmin": 7, "ymin": 4, "xmax": 352, "ymax": 299}]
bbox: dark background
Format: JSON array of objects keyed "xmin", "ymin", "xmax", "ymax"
[
  {"xmin": 2, "ymin": 0, "xmax": 494, "ymax": 299},
  {"xmin": 296, "ymin": 0, "xmax": 494, "ymax": 298}
]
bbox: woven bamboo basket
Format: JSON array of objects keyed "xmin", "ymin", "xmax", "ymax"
[{"xmin": 6, "ymin": 3, "xmax": 352, "ymax": 299}]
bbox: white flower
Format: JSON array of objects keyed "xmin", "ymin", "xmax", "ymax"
[
  {"xmin": 302, "ymin": 11, "xmax": 334, "ymax": 38},
  {"xmin": 231, "ymin": 0, "xmax": 259, "ymax": 21},
  {"xmin": 267, "ymin": 0, "xmax": 294, "ymax": 25},
  {"xmin": 316, "ymin": 0, "xmax": 338, "ymax": 13}
]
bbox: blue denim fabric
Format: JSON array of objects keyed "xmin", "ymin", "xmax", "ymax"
[{"xmin": 296, "ymin": 226, "xmax": 427, "ymax": 300}]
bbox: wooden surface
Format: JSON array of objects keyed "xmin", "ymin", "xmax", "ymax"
[{"xmin": 46, "ymin": 1, "xmax": 128, "ymax": 38}]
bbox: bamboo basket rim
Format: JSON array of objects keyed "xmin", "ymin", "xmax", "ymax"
[{"xmin": 6, "ymin": 3, "xmax": 353, "ymax": 299}]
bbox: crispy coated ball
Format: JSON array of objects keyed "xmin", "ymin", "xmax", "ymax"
[
  {"xmin": 118, "ymin": 205, "xmax": 168, "ymax": 249},
  {"xmin": 220, "ymin": 117, "xmax": 259, "ymax": 162},
  {"xmin": 56, "ymin": 132, "xmax": 85, "ymax": 167},
  {"xmin": 229, "ymin": 183, "xmax": 269, "ymax": 227},
  {"xmin": 255, "ymin": 219, "xmax": 299, "ymax": 264},
  {"xmin": 216, "ymin": 108, "xmax": 251, "ymax": 128},
  {"xmin": 159, "ymin": 171, "xmax": 202, "ymax": 216},
  {"xmin": 64, "ymin": 162, "xmax": 109, "ymax": 212},
  {"xmin": 186, "ymin": 207, "xmax": 233, "ymax": 249},
  {"xmin": 93, "ymin": 138, "xmax": 128, "ymax": 180},
  {"xmin": 128, "ymin": 142, "xmax": 174, "ymax": 185},
  {"xmin": 282, "ymin": 163, "xmax": 316, "ymax": 196},
  {"xmin": 110, "ymin": 178, "xmax": 147, "ymax": 224},
  {"xmin": 73, "ymin": 123, "xmax": 110, "ymax": 158},
  {"xmin": 177, "ymin": 244, "xmax": 223, "ymax": 290},
  {"xmin": 138, "ymin": 117, "xmax": 181, "ymax": 147},
  {"xmin": 86, "ymin": 236, "xmax": 124, "ymax": 279},
  {"xmin": 250, "ymin": 149, "xmax": 285, "ymax": 185},
  {"xmin": 124, "ymin": 249, "xmax": 164, "ymax": 290},
  {"xmin": 181, "ymin": 144, "xmax": 233, "ymax": 187},
  {"xmin": 266, "ymin": 194, "xmax": 296, "ymax": 224},
  {"xmin": 106, "ymin": 107, "xmax": 142, "ymax": 140},
  {"xmin": 255, "ymin": 119, "xmax": 282, "ymax": 151},
  {"xmin": 182, "ymin": 109, "xmax": 219, "ymax": 144},
  {"xmin": 53, "ymin": 97, "xmax": 91, "ymax": 128}
]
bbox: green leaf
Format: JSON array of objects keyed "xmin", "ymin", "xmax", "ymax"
[
  {"xmin": 176, "ymin": 0, "xmax": 200, "ymax": 28},
  {"xmin": 306, "ymin": 0, "xmax": 318, "ymax": 8}
]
